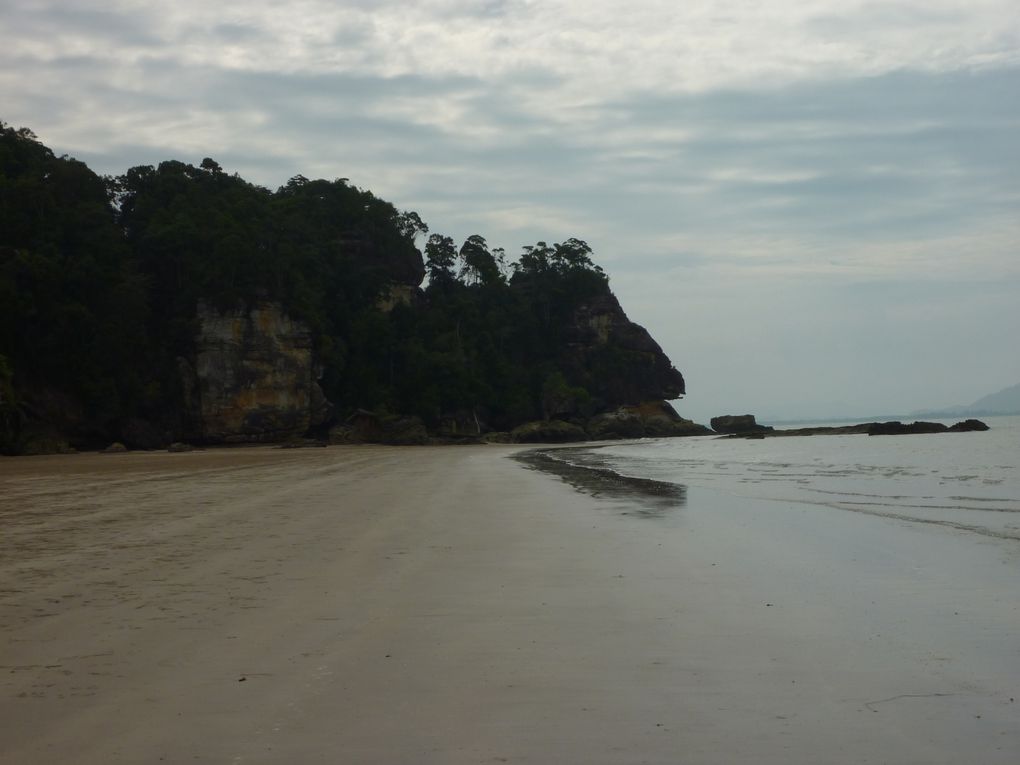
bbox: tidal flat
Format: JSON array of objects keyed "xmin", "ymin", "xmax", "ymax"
[{"xmin": 1, "ymin": 445, "xmax": 1017, "ymax": 763}]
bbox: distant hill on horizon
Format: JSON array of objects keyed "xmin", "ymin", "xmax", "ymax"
[
  {"xmin": 965, "ymin": 382, "xmax": 1020, "ymax": 413},
  {"xmin": 912, "ymin": 382, "xmax": 1020, "ymax": 418}
]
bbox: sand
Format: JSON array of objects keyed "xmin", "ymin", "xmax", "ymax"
[{"xmin": 1, "ymin": 445, "xmax": 1018, "ymax": 763}]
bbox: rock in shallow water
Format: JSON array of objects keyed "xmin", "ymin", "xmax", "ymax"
[
  {"xmin": 867, "ymin": 419, "xmax": 990, "ymax": 435},
  {"xmin": 710, "ymin": 414, "xmax": 773, "ymax": 435},
  {"xmin": 948, "ymin": 418, "xmax": 990, "ymax": 432}
]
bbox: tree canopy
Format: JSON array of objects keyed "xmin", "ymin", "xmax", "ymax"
[{"xmin": 1, "ymin": 122, "xmax": 623, "ymax": 451}]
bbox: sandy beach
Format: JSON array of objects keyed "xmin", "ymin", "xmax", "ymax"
[{"xmin": 1, "ymin": 445, "xmax": 1017, "ymax": 764}]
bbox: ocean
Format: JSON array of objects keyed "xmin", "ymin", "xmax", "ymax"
[{"xmin": 524, "ymin": 415, "xmax": 1020, "ymax": 542}]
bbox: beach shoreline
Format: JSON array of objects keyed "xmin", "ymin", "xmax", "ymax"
[{"xmin": 2, "ymin": 445, "xmax": 1017, "ymax": 763}]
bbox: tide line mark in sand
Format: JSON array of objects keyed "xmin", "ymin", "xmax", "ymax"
[
  {"xmin": 864, "ymin": 693, "xmax": 959, "ymax": 712},
  {"xmin": 791, "ymin": 496, "xmax": 1020, "ymax": 541}
]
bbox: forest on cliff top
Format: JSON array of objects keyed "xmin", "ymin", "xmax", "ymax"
[{"xmin": 1, "ymin": 122, "xmax": 683, "ymax": 452}]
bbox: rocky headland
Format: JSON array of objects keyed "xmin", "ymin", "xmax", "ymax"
[{"xmin": 0, "ymin": 124, "xmax": 701, "ymax": 453}]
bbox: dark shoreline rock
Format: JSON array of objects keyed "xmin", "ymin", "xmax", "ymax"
[
  {"xmin": 588, "ymin": 401, "xmax": 710, "ymax": 440},
  {"xmin": 947, "ymin": 418, "xmax": 990, "ymax": 432},
  {"xmin": 511, "ymin": 419, "xmax": 588, "ymax": 444},
  {"xmin": 710, "ymin": 414, "xmax": 773, "ymax": 435},
  {"xmin": 725, "ymin": 423, "xmax": 874, "ymax": 438},
  {"xmin": 868, "ymin": 419, "xmax": 990, "ymax": 436},
  {"xmin": 329, "ymin": 411, "xmax": 429, "ymax": 446},
  {"xmin": 723, "ymin": 418, "xmax": 990, "ymax": 439},
  {"xmin": 867, "ymin": 421, "xmax": 947, "ymax": 436}
]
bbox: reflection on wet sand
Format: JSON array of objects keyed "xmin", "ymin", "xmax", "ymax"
[{"xmin": 515, "ymin": 447, "xmax": 687, "ymax": 517}]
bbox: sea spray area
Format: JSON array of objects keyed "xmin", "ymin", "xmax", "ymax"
[{"xmin": 522, "ymin": 416, "xmax": 1020, "ymax": 541}]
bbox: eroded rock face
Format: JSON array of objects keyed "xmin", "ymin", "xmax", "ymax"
[
  {"xmin": 588, "ymin": 401, "xmax": 712, "ymax": 439},
  {"xmin": 564, "ymin": 293, "xmax": 685, "ymax": 405},
  {"xmin": 587, "ymin": 408, "xmax": 645, "ymax": 440},
  {"xmin": 633, "ymin": 401, "xmax": 711, "ymax": 437},
  {"xmin": 511, "ymin": 419, "xmax": 588, "ymax": 443},
  {"xmin": 376, "ymin": 284, "xmax": 422, "ymax": 313},
  {"xmin": 329, "ymin": 411, "xmax": 429, "ymax": 445},
  {"xmin": 189, "ymin": 302, "xmax": 332, "ymax": 442}
]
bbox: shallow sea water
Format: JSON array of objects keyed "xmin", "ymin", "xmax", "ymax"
[{"xmin": 538, "ymin": 415, "xmax": 1020, "ymax": 541}]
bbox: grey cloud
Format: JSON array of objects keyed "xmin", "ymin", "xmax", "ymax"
[
  {"xmin": 9, "ymin": 3, "xmax": 165, "ymax": 48},
  {"xmin": 208, "ymin": 23, "xmax": 265, "ymax": 43},
  {"xmin": 331, "ymin": 20, "xmax": 375, "ymax": 47},
  {"xmin": 474, "ymin": 0, "xmax": 526, "ymax": 18},
  {"xmin": 582, "ymin": 69, "xmax": 1020, "ymax": 238},
  {"xmin": 11, "ymin": 45, "xmax": 1013, "ymax": 271},
  {"xmin": 805, "ymin": 3, "xmax": 968, "ymax": 34}
]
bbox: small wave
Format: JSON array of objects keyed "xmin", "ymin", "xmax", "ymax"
[
  {"xmin": 827, "ymin": 502, "xmax": 1020, "ymax": 542},
  {"xmin": 836, "ymin": 498, "xmax": 1020, "ymax": 514},
  {"xmin": 948, "ymin": 495, "xmax": 1018, "ymax": 503},
  {"xmin": 807, "ymin": 488, "xmax": 927, "ymax": 500}
]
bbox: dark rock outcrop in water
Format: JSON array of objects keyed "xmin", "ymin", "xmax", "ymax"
[
  {"xmin": 868, "ymin": 419, "xmax": 989, "ymax": 436},
  {"xmin": 867, "ymin": 421, "xmax": 948, "ymax": 436},
  {"xmin": 724, "ymin": 419, "xmax": 990, "ymax": 439},
  {"xmin": 710, "ymin": 414, "xmax": 774, "ymax": 435},
  {"xmin": 948, "ymin": 418, "xmax": 990, "ymax": 432}
]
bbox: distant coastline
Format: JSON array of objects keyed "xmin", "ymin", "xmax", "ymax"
[
  {"xmin": 757, "ymin": 382, "xmax": 1020, "ymax": 426},
  {"xmin": 763, "ymin": 410, "xmax": 1019, "ymax": 427}
]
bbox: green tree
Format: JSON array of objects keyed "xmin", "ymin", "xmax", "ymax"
[
  {"xmin": 458, "ymin": 235, "xmax": 503, "ymax": 287},
  {"xmin": 1, "ymin": 122, "xmax": 150, "ymax": 438},
  {"xmin": 424, "ymin": 234, "xmax": 458, "ymax": 288}
]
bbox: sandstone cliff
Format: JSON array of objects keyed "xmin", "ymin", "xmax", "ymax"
[
  {"xmin": 183, "ymin": 302, "xmax": 331, "ymax": 443},
  {"xmin": 180, "ymin": 290, "xmax": 691, "ymax": 444},
  {"xmin": 563, "ymin": 293, "xmax": 685, "ymax": 405}
]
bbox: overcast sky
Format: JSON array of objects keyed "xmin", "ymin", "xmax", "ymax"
[{"xmin": 3, "ymin": 0, "xmax": 1018, "ymax": 422}]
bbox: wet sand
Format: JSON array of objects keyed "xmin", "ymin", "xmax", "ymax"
[{"xmin": 1, "ymin": 445, "xmax": 1018, "ymax": 763}]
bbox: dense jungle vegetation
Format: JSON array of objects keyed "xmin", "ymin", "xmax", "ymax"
[{"xmin": 1, "ymin": 122, "xmax": 624, "ymax": 451}]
